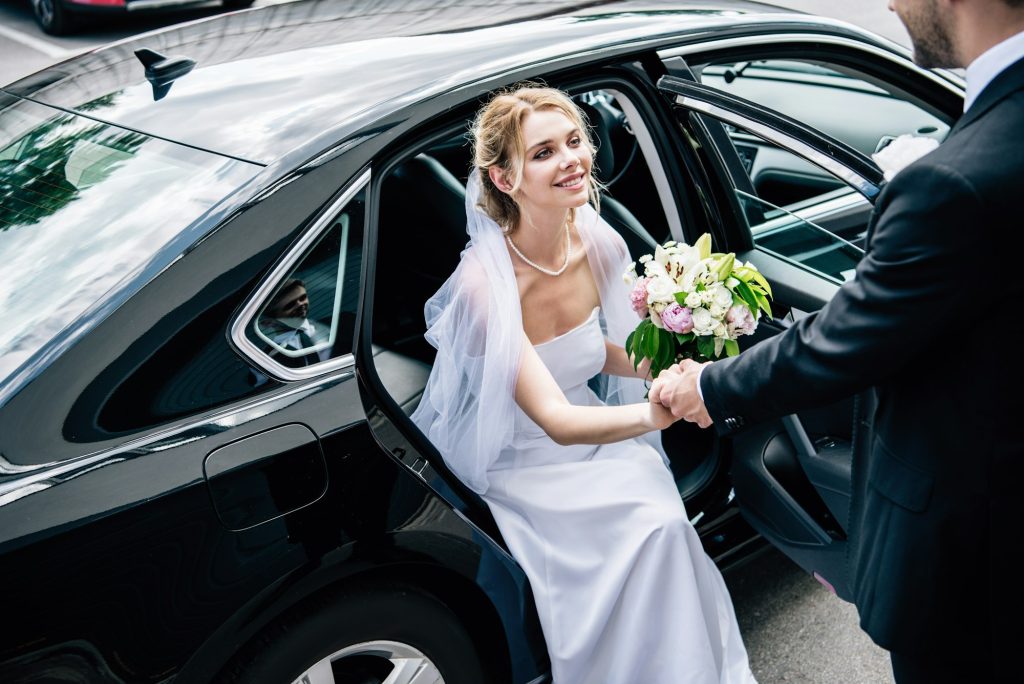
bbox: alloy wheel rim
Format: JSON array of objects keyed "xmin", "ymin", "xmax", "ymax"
[{"xmin": 291, "ymin": 640, "xmax": 443, "ymax": 684}]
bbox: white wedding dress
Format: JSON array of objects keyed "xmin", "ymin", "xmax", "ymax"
[{"xmin": 483, "ymin": 307, "xmax": 756, "ymax": 684}]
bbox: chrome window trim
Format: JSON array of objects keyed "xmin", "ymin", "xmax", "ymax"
[
  {"xmin": 252, "ymin": 213, "xmax": 351, "ymax": 359},
  {"xmin": 675, "ymin": 95, "xmax": 880, "ymax": 199},
  {"xmin": 603, "ymin": 88, "xmax": 684, "ymax": 241},
  {"xmin": 230, "ymin": 168, "xmax": 371, "ymax": 382},
  {"xmin": 0, "ymin": 371, "xmax": 352, "ymax": 507},
  {"xmin": 658, "ymin": 33, "xmax": 965, "ymax": 98}
]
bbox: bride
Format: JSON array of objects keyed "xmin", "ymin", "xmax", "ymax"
[{"xmin": 411, "ymin": 85, "xmax": 755, "ymax": 683}]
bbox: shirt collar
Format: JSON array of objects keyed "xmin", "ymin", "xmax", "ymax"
[{"xmin": 964, "ymin": 29, "xmax": 1024, "ymax": 111}]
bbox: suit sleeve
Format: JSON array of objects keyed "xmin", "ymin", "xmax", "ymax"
[{"xmin": 701, "ymin": 161, "xmax": 984, "ymax": 433}]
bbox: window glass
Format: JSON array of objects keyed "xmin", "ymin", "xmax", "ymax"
[
  {"xmin": 0, "ymin": 98, "xmax": 260, "ymax": 384},
  {"xmin": 695, "ymin": 111, "xmax": 866, "ymax": 283},
  {"xmin": 692, "ymin": 59, "xmax": 949, "ymax": 282},
  {"xmin": 700, "ymin": 60, "xmax": 948, "ymax": 156},
  {"xmin": 244, "ymin": 188, "xmax": 365, "ymax": 374}
]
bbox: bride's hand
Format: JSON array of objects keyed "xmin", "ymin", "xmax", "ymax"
[{"xmin": 647, "ymin": 376, "xmax": 679, "ymax": 431}]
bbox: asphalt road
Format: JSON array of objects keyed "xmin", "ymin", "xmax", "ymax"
[{"xmin": 0, "ymin": 1, "xmax": 907, "ymax": 681}]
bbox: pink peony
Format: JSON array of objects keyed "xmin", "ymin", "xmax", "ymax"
[
  {"xmin": 630, "ymin": 277, "xmax": 651, "ymax": 318},
  {"xmin": 726, "ymin": 305, "xmax": 756, "ymax": 336},
  {"xmin": 660, "ymin": 303, "xmax": 694, "ymax": 334}
]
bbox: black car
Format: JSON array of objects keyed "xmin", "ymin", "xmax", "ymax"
[
  {"xmin": 0, "ymin": 1, "xmax": 964, "ymax": 682},
  {"xmin": 29, "ymin": 0, "xmax": 254, "ymax": 36}
]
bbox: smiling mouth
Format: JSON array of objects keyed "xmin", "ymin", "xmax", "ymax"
[{"xmin": 555, "ymin": 172, "xmax": 585, "ymax": 188}]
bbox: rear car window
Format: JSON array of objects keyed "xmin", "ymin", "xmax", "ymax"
[{"xmin": 0, "ymin": 97, "xmax": 260, "ymax": 385}]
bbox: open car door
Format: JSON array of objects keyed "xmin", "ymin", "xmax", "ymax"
[{"xmin": 657, "ymin": 71, "xmax": 894, "ymax": 600}]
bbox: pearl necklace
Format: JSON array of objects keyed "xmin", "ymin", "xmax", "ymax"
[{"xmin": 507, "ymin": 224, "xmax": 572, "ymax": 277}]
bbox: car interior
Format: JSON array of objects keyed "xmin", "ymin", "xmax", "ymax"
[{"xmin": 369, "ymin": 87, "xmax": 720, "ymax": 501}]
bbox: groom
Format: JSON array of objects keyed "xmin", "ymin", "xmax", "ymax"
[{"xmin": 652, "ymin": 0, "xmax": 1024, "ymax": 681}]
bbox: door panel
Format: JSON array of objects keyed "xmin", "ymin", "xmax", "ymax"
[{"xmin": 658, "ymin": 72, "xmax": 889, "ymax": 599}]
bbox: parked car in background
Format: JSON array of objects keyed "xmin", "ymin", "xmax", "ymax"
[
  {"xmin": 29, "ymin": 0, "xmax": 254, "ymax": 35},
  {"xmin": 0, "ymin": 0, "xmax": 963, "ymax": 681}
]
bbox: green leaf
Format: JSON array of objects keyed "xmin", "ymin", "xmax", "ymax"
[
  {"xmin": 733, "ymin": 280, "xmax": 759, "ymax": 314},
  {"xmin": 675, "ymin": 332, "xmax": 695, "ymax": 345},
  {"xmin": 697, "ymin": 334, "xmax": 715, "ymax": 360},
  {"xmin": 733, "ymin": 266, "xmax": 754, "ymax": 283},
  {"xmin": 724, "ymin": 338, "xmax": 740, "ymax": 357},
  {"xmin": 747, "ymin": 269, "xmax": 773, "ymax": 297},
  {"xmin": 650, "ymin": 324, "xmax": 661, "ymax": 359},
  {"xmin": 674, "ymin": 291, "xmax": 689, "ymax": 306},
  {"xmin": 754, "ymin": 291, "xmax": 773, "ymax": 318},
  {"xmin": 658, "ymin": 329, "xmax": 675, "ymax": 369}
]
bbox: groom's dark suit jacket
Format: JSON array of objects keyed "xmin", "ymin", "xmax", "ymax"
[{"xmin": 702, "ymin": 56, "xmax": 1024, "ymax": 663}]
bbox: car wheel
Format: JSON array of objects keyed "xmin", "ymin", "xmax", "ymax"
[
  {"xmin": 223, "ymin": 582, "xmax": 491, "ymax": 684},
  {"xmin": 31, "ymin": 0, "xmax": 75, "ymax": 35}
]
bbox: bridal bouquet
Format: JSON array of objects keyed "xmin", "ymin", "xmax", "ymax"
[{"xmin": 623, "ymin": 234, "xmax": 772, "ymax": 377}]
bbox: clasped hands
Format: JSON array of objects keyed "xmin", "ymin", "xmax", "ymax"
[{"xmin": 648, "ymin": 359, "xmax": 713, "ymax": 429}]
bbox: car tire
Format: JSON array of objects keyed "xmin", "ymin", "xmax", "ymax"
[
  {"xmin": 222, "ymin": 581, "xmax": 491, "ymax": 684},
  {"xmin": 31, "ymin": 0, "xmax": 76, "ymax": 36}
]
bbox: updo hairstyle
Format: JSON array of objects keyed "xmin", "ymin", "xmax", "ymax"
[{"xmin": 471, "ymin": 84, "xmax": 603, "ymax": 234}]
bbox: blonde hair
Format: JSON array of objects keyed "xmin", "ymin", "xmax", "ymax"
[{"xmin": 471, "ymin": 84, "xmax": 603, "ymax": 234}]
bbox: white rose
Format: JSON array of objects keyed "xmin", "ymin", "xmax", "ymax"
[
  {"xmin": 684, "ymin": 291, "xmax": 702, "ymax": 309},
  {"xmin": 711, "ymin": 283, "xmax": 733, "ymax": 309},
  {"xmin": 709, "ymin": 303, "xmax": 728, "ymax": 319},
  {"xmin": 691, "ymin": 307, "xmax": 716, "ymax": 335},
  {"xmin": 646, "ymin": 276, "xmax": 677, "ymax": 304}
]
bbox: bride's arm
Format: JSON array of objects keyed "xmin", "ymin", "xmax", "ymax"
[
  {"xmin": 515, "ymin": 335, "xmax": 672, "ymax": 446},
  {"xmin": 602, "ymin": 338, "xmax": 652, "ymax": 379}
]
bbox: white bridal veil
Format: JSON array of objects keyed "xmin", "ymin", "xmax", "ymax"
[{"xmin": 410, "ymin": 170, "xmax": 665, "ymax": 494}]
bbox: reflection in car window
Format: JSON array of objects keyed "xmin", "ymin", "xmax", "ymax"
[
  {"xmin": 245, "ymin": 189, "xmax": 364, "ymax": 376},
  {"xmin": 0, "ymin": 98, "xmax": 260, "ymax": 385}
]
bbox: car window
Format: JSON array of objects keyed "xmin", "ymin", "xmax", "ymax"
[
  {"xmin": 700, "ymin": 60, "xmax": 949, "ymax": 157},
  {"xmin": 693, "ymin": 59, "xmax": 949, "ymax": 282},
  {"xmin": 239, "ymin": 184, "xmax": 365, "ymax": 380},
  {"xmin": 0, "ymin": 98, "xmax": 260, "ymax": 385},
  {"xmin": 693, "ymin": 110, "xmax": 867, "ymax": 284}
]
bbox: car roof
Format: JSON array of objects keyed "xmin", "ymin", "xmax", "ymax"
[{"xmin": 3, "ymin": 0, "xmax": 843, "ymax": 165}]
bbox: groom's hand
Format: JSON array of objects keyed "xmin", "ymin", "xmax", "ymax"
[{"xmin": 650, "ymin": 359, "xmax": 713, "ymax": 428}]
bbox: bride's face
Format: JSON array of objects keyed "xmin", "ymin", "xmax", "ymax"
[{"xmin": 513, "ymin": 107, "xmax": 592, "ymax": 214}]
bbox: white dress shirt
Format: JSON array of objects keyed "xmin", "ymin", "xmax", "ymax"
[{"xmin": 964, "ymin": 29, "xmax": 1024, "ymax": 111}]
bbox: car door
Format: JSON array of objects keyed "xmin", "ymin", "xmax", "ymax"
[{"xmin": 653, "ymin": 42, "xmax": 963, "ymax": 599}]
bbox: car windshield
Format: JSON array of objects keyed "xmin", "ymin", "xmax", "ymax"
[{"xmin": 0, "ymin": 97, "xmax": 260, "ymax": 386}]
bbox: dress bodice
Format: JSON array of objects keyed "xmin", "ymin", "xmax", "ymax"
[
  {"xmin": 492, "ymin": 307, "xmax": 607, "ymax": 466},
  {"xmin": 533, "ymin": 306, "xmax": 606, "ymax": 392}
]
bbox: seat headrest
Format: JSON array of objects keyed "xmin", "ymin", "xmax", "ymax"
[{"xmin": 577, "ymin": 99, "xmax": 617, "ymax": 183}]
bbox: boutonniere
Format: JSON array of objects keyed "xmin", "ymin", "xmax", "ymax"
[{"xmin": 871, "ymin": 134, "xmax": 940, "ymax": 181}]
